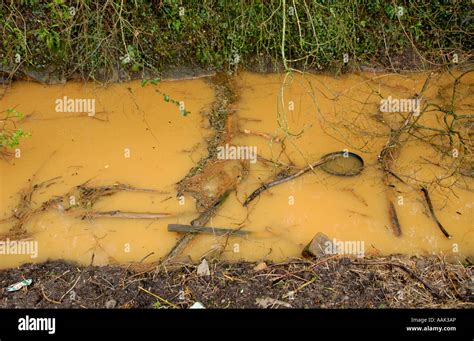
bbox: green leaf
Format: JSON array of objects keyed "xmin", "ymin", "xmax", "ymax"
[{"xmin": 141, "ymin": 78, "xmax": 161, "ymax": 87}]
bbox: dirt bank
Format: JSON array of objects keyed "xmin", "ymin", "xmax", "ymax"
[{"xmin": 0, "ymin": 255, "xmax": 472, "ymax": 309}]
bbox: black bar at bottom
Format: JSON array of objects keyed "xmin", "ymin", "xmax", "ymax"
[{"xmin": 0, "ymin": 309, "xmax": 471, "ymax": 339}]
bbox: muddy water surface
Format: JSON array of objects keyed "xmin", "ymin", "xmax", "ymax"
[{"xmin": 0, "ymin": 71, "xmax": 472, "ymax": 268}]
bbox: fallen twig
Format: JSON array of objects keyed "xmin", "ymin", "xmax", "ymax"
[
  {"xmin": 168, "ymin": 224, "xmax": 249, "ymax": 236},
  {"xmin": 420, "ymin": 186, "xmax": 451, "ymax": 239},
  {"xmin": 387, "ymin": 201, "xmax": 402, "ymax": 237},
  {"xmin": 41, "ymin": 287, "xmax": 61, "ymax": 305},
  {"xmin": 59, "ymin": 274, "xmax": 82, "ymax": 302},
  {"xmin": 83, "ymin": 211, "xmax": 172, "ymax": 219}
]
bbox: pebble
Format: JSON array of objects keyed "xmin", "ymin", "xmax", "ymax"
[
  {"xmin": 197, "ymin": 259, "xmax": 210, "ymax": 277},
  {"xmin": 105, "ymin": 299, "xmax": 117, "ymax": 309},
  {"xmin": 253, "ymin": 262, "xmax": 267, "ymax": 272}
]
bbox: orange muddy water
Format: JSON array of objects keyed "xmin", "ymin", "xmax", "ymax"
[{"xmin": 0, "ymin": 71, "xmax": 472, "ymax": 269}]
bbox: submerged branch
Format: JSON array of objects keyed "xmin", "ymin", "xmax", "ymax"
[
  {"xmin": 377, "ymin": 72, "xmax": 434, "ymax": 237},
  {"xmin": 243, "ymin": 155, "xmax": 333, "ymax": 206},
  {"xmin": 163, "ymin": 190, "xmax": 232, "ymax": 262},
  {"xmin": 82, "ymin": 211, "xmax": 172, "ymax": 219},
  {"xmin": 387, "ymin": 201, "xmax": 402, "ymax": 237},
  {"xmin": 420, "ymin": 186, "xmax": 451, "ymax": 239},
  {"xmin": 168, "ymin": 224, "xmax": 249, "ymax": 236}
]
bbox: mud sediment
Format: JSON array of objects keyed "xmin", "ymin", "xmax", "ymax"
[{"xmin": 0, "ymin": 255, "xmax": 471, "ymax": 309}]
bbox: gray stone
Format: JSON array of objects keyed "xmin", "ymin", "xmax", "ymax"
[{"xmin": 302, "ymin": 232, "xmax": 331, "ymax": 258}]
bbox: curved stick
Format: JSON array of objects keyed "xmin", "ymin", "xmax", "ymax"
[{"xmin": 243, "ymin": 157, "xmax": 330, "ymax": 206}]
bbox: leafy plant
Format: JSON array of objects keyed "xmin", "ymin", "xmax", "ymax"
[
  {"xmin": 141, "ymin": 78, "xmax": 190, "ymax": 116},
  {"xmin": 0, "ymin": 1, "xmax": 470, "ymax": 78},
  {"xmin": 0, "ymin": 109, "xmax": 31, "ymax": 149},
  {"xmin": 37, "ymin": 27, "xmax": 61, "ymax": 53}
]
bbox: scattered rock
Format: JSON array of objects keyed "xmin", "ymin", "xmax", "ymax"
[
  {"xmin": 255, "ymin": 297, "xmax": 292, "ymax": 309},
  {"xmin": 253, "ymin": 262, "xmax": 267, "ymax": 272},
  {"xmin": 189, "ymin": 302, "xmax": 205, "ymax": 309},
  {"xmin": 302, "ymin": 232, "xmax": 331, "ymax": 258},
  {"xmin": 197, "ymin": 259, "xmax": 210, "ymax": 277},
  {"xmin": 105, "ymin": 299, "xmax": 117, "ymax": 309}
]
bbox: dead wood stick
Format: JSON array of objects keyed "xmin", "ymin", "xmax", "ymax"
[
  {"xmin": 82, "ymin": 183, "xmax": 168, "ymax": 194},
  {"xmin": 168, "ymin": 224, "xmax": 249, "ymax": 236},
  {"xmin": 59, "ymin": 275, "xmax": 82, "ymax": 302},
  {"xmin": 243, "ymin": 157, "xmax": 330, "ymax": 206},
  {"xmin": 164, "ymin": 234, "xmax": 195, "ymax": 262},
  {"xmin": 387, "ymin": 201, "xmax": 402, "ymax": 237},
  {"xmin": 84, "ymin": 211, "xmax": 172, "ymax": 219},
  {"xmin": 163, "ymin": 191, "xmax": 232, "ymax": 262},
  {"xmin": 420, "ymin": 186, "xmax": 451, "ymax": 239}
]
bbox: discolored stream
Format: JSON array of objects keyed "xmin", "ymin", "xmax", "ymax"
[{"xmin": 0, "ymin": 71, "xmax": 472, "ymax": 269}]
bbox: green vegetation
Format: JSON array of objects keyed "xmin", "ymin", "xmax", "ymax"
[
  {"xmin": 0, "ymin": 0, "xmax": 472, "ymax": 81},
  {"xmin": 141, "ymin": 77, "xmax": 190, "ymax": 116},
  {"xmin": 0, "ymin": 109, "xmax": 30, "ymax": 149}
]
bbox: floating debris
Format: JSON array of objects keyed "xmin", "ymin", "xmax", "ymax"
[{"xmin": 319, "ymin": 151, "xmax": 364, "ymax": 177}]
